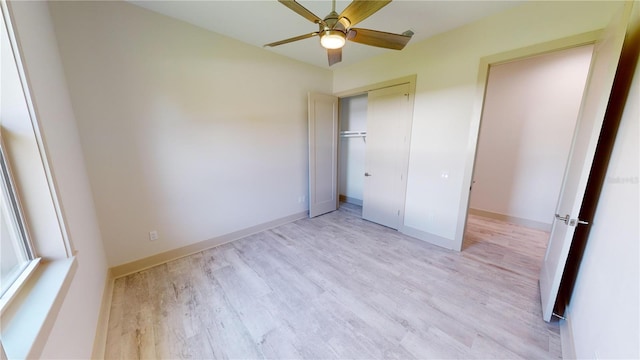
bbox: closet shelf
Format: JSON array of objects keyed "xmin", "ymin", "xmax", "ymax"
[{"xmin": 339, "ymin": 130, "xmax": 367, "ymax": 138}]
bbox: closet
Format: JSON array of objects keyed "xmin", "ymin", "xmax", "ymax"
[
  {"xmin": 339, "ymin": 94, "xmax": 367, "ymax": 207},
  {"xmin": 338, "ymin": 82, "xmax": 414, "ymax": 230}
]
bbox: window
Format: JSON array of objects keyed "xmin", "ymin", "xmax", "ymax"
[
  {"xmin": 0, "ymin": 137, "xmax": 39, "ymax": 306},
  {"xmin": 1, "ymin": 2, "xmax": 76, "ymax": 358}
]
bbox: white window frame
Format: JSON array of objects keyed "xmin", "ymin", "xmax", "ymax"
[
  {"xmin": 0, "ymin": 1, "xmax": 77, "ymax": 358},
  {"xmin": 0, "ymin": 137, "xmax": 41, "ymax": 313}
]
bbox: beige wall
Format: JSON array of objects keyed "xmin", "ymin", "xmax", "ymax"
[
  {"xmin": 49, "ymin": 1, "xmax": 332, "ymax": 266},
  {"xmin": 14, "ymin": 1, "xmax": 636, "ymax": 357},
  {"xmin": 8, "ymin": 1, "xmax": 109, "ymax": 358},
  {"xmin": 470, "ymin": 45, "xmax": 593, "ymax": 227},
  {"xmin": 333, "ymin": 1, "xmax": 624, "ymax": 246}
]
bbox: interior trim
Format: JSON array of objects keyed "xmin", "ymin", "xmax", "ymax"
[
  {"xmin": 339, "ymin": 195, "xmax": 363, "ymax": 206},
  {"xmin": 110, "ymin": 211, "xmax": 308, "ymax": 278},
  {"xmin": 399, "ymin": 225, "xmax": 457, "ymax": 251},
  {"xmin": 468, "ymin": 208, "xmax": 552, "ymax": 232},
  {"xmin": 560, "ymin": 309, "xmax": 577, "ymax": 359},
  {"xmin": 91, "ymin": 269, "xmax": 114, "ymax": 360},
  {"xmin": 0, "ymin": 257, "xmax": 77, "ymax": 359},
  {"xmin": 333, "ymin": 74, "xmax": 417, "ymax": 98},
  {"xmin": 457, "ymin": 29, "xmax": 603, "ymax": 250}
]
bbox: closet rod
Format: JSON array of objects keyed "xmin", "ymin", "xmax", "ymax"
[{"xmin": 339, "ymin": 130, "xmax": 367, "ymax": 138}]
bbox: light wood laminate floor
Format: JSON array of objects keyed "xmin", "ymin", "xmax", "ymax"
[{"xmin": 105, "ymin": 204, "xmax": 561, "ymax": 359}]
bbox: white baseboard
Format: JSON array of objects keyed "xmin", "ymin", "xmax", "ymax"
[
  {"xmin": 91, "ymin": 269, "xmax": 114, "ymax": 360},
  {"xmin": 110, "ymin": 211, "xmax": 308, "ymax": 278},
  {"xmin": 339, "ymin": 195, "xmax": 363, "ymax": 206},
  {"xmin": 468, "ymin": 208, "xmax": 552, "ymax": 231},
  {"xmin": 560, "ymin": 309, "xmax": 577, "ymax": 359},
  {"xmin": 94, "ymin": 212, "xmax": 307, "ymax": 357},
  {"xmin": 399, "ymin": 225, "xmax": 457, "ymax": 251}
]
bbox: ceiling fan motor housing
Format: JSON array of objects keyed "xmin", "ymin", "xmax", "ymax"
[{"xmin": 319, "ymin": 11, "xmax": 349, "ymax": 34}]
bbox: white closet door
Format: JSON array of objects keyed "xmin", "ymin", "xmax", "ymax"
[{"xmin": 362, "ymin": 83, "xmax": 412, "ymax": 229}]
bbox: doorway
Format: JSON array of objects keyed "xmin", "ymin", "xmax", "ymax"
[{"xmin": 463, "ymin": 45, "xmax": 595, "ymax": 266}]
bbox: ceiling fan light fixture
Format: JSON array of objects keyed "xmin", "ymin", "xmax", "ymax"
[{"xmin": 320, "ymin": 30, "xmax": 346, "ymax": 49}]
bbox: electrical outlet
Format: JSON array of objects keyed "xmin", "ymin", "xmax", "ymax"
[{"xmin": 149, "ymin": 230, "xmax": 159, "ymax": 241}]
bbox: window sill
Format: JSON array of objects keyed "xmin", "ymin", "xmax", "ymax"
[
  {"xmin": 0, "ymin": 258, "xmax": 42, "ymax": 315},
  {"xmin": 0, "ymin": 256, "xmax": 77, "ymax": 359}
]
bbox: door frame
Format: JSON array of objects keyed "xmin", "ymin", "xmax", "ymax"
[
  {"xmin": 457, "ymin": 30, "xmax": 602, "ymax": 249},
  {"xmin": 334, "ymin": 75, "xmax": 417, "ymax": 229}
]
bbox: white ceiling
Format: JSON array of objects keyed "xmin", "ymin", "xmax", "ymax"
[{"xmin": 129, "ymin": 0, "xmax": 525, "ymax": 69}]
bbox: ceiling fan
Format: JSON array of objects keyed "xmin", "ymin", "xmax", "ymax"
[{"xmin": 265, "ymin": 0, "xmax": 414, "ymax": 66}]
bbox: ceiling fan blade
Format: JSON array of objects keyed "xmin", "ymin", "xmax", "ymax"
[
  {"xmin": 328, "ymin": 48, "xmax": 342, "ymax": 66},
  {"xmin": 264, "ymin": 32, "xmax": 319, "ymax": 47},
  {"xmin": 278, "ymin": 0, "xmax": 323, "ymax": 24},
  {"xmin": 339, "ymin": 0, "xmax": 391, "ymax": 27},
  {"xmin": 347, "ymin": 28, "xmax": 412, "ymax": 50}
]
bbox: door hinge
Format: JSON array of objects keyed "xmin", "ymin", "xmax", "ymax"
[{"xmin": 555, "ymin": 213, "xmax": 570, "ymax": 224}]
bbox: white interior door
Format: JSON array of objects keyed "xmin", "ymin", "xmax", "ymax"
[
  {"xmin": 308, "ymin": 92, "xmax": 339, "ymax": 218},
  {"xmin": 539, "ymin": 4, "xmax": 632, "ymax": 321},
  {"xmin": 362, "ymin": 83, "xmax": 413, "ymax": 229}
]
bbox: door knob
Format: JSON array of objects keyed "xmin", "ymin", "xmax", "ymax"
[{"xmin": 364, "ymin": 172, "xmax": 372, "ymax": 177}]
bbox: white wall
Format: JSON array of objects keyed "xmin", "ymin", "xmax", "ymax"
[
  {"xmin": 567, "ymin": 14, "xmax": 639, "ymax": 358},
  {"xmin": 339, "ymin": 94, "xmax": 367, "ymax": 204},
  {"xmin": 470, "ymin": 45, "xmax": 593, "ymax": 226},
  {"xmin": 48, "ymin": 1, "xmax": 332, "ymax": 267},
  {"xmin": 333, "ymin": 1, "xmax": 623, "ymax": 246},
  {"xmin": 8, "ymin": 1, "xmax": 109, "ymax": 358}
]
